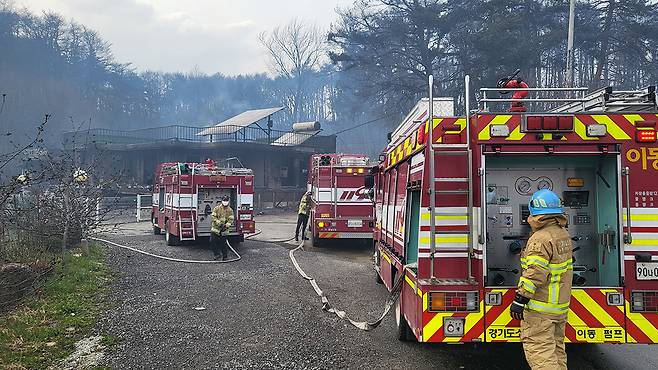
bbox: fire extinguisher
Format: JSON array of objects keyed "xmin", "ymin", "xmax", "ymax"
[{"xmin": 497, "ymin": 69, "xmax": 529, "ymax": 112}]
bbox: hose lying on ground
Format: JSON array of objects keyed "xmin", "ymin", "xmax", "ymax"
[
  {"xmin": 91, "ymin": 237, "xmax": 241, "ymax": 264},
  {"xmin": 244, "ymin": 229, "xmax": 296, "ymax": 244},
  {"xmin": 288, "ymin": 240, "xmax": 404, "ymax": 331}
]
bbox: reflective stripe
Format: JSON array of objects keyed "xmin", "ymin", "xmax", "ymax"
[
  {"xmin": 518, "ymin": 277, "xmax": 537, "ymax": 294},
  {"xmin": 527, "ymin": 299, "xmax": 570, "ymax": 314},
  {"xmin": 520, "ymin": 256, "xmax": 549, "ymax": 269}
]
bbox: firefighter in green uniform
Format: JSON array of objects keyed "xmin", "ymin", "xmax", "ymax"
[
  {"xmin": 295, "ymin": 191, "xmax": 313, "ymax": 242},
  {"xmin": 510, "ymin": 189, "xmax": 573, "ymax": 370},
  {"xmin": 210, "ymin": 195, "xmax": 235, "ymax": 260}
]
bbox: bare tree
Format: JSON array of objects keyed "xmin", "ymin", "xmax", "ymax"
[{"xmin": 259, "ymin": 19, "xmax": 326, "ymax": 123}]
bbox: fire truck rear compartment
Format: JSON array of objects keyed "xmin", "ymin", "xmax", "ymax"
[
  {"xmin": 484, "ymin": 155, "xmax": 621, "ymax": 288},
  {"xmin": 196, "ymin": 187, "xmax": 238, "ymax": 235}
]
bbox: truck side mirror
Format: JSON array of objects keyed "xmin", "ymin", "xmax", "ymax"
[{"xmin": 364, "ymin": 174, "xmax": 375, "ymax": 189}]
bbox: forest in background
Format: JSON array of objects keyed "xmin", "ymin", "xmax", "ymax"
[{"xmin": 1, "ymin": 0, "xmax": 657, "ymax": 157}]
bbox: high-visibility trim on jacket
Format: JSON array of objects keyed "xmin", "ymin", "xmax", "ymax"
[
  {"xmin": 298, "ymin": 194, "xmax": 312, "ymax": 215},
  {"xmin": 211, "ymin": 205, "xmax": 234, "ymax": 235},
  {"xmin": 517, "ymin": 214, "xmax": 573, "ymax": 316}
]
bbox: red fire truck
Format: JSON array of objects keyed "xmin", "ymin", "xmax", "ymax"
[
  {"xmin": 308, "ymin": 153, "xmax": 375, "ymax": 246},
  {"xmin": 151, "ymin": 160, "xmax": 255, "ymax": 246},
  {"xmin": 368, "ymin": 76, "xmax": 658, "ymax": 344}
]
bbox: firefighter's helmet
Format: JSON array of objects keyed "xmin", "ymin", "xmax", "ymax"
[{"xmin": 528, "ymin": 189, "xmax": 562, "ymax": 216}]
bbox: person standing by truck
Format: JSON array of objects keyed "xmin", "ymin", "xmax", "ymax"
[
  {"xmin": 510, "ymin": 189, "xmax": 573, "ymax": 370},
  {"xmin": 295, "ymin": 191, "xmax": 313, "ymax": 242},
  {"xmin": 211, "ymin": 195, "xmax": 234, "ymax": 260}
]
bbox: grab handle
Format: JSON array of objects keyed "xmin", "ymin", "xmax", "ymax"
[{"xmin": 622, "ymin": 167, "xmax": 632, "ymax": 244}]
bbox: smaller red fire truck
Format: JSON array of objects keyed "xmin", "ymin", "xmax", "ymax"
[
  {"xmin": 151, "ymin": 160, "xmax": 255, "ymax": 246},
  {"xmin": 308, "ymin": 153, "xmax": 375, "ymax": 246}
]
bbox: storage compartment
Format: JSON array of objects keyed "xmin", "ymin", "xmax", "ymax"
[{"xmin": 484, "ymin": 155, "xmax": 621, "ymax": 287}]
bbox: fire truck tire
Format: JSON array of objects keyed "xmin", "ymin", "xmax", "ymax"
[
  {"xmin": 396, "ymin": 297, "xmax": 415, "ymax": 341},
  {"xmin": 311, "ymin": 234, "xmax": 321, "ymax": 248},
  {"xmin": 374, "ymin": 250, "xmax": 384, "ymax": 284},
  {"xmin": 165, "ymin": 229, "xmax": 179, "ymax": 246},
  {"xmin": 153, "ymin": 225, "xmax": 161, "ymax": 235}
]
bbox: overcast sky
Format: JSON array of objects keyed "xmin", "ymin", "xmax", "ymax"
[{"xmin": 18, "ymin": 0, "xmax": 354, "ymax": 75}]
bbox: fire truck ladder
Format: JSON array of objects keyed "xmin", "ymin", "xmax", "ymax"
[
  {"xmin": 427, "ymin": 75, "xmax": 475, "ymax": 284},
  {"xmin": 550, "ymin": 86, "xmax": 657, "ymax": 113},
  {"xmin": 177, "ymin": 163, "xmax": 197, "ymax": 241}
]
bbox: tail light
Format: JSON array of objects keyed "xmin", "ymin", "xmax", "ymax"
[
  {"xmin": 631, "ymin": 291, "xmax": 658, "ymax": 312},
  {"xmin": 429, "ymin": 291, "xmax": 479, "ymax": 312},
  {"xmin": 636, "ymin": 130, "xmax": 656, "ymax": 143}
]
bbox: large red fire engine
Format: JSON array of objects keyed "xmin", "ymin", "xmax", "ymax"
[
  {"xmin": 151, "ymin": 160, "xmax": 255, "ymax": 246},
  {"xmin": 308, "ymin": 153, "xmax": 375, "ymax": 246},
  {"xmin": 369, "ymin": 76, "xmax": 658, "ymax": 344}
]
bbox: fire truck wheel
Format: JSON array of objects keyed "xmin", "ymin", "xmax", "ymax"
[
  {"xmin": 396, "ymin": 296, "xmax": 415, "ymax": 341},
  {"xmin": 153, "ymin": 225, "xmax": 161, "ymax": 235},
  {"xmin": 165, "ymin": 229, "xmax": 179, "ymax": 246},
  {"xmin": 311, "ymin": 234, "xmax": 321, "ymax": 248}
]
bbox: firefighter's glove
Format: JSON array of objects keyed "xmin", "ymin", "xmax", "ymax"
[{"xmin": 510, "ymin": 293, "xmax": 529, "ymax": 321}]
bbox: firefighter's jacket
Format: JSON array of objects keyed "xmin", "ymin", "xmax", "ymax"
[
  {"xmin": 298, "ymin": 195, "xmax": 312, "ymax": 216},
  {"xmin": 517, "ymin": 214, "xmax": 573, "ymax": 316},
  {"xmin": 211, "ymin": 204, "xmax": 234, "ymax": 235}
]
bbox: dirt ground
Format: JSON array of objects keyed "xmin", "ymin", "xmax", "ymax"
[{"xmin": 93, "ymin": 212, "xmax": 658, "ymax": 370}]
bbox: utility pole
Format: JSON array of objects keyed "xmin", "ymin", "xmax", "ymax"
[{"xmin": 565, "ymin": 0, "xmax": 576, "ymax": 87}]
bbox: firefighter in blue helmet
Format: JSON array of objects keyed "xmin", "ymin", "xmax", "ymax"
[{"xmin": 510, "ymin": 189, "xmax": 573, "ymax": 370}]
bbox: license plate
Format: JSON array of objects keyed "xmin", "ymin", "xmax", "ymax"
[
  {"xmin": 636, "ymin": 262, "xmax": 658, "ymax": 280},
  {"xmin": 443, "ymin": 318, "xmax": 464, "ymax": 337},
  {"xmin": 347, "ymin": 220, "xmax": 363, "ymax": 228}
]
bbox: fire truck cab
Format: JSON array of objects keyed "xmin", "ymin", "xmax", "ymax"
[
  {"xmin": 152, "ymin": 160, "xmax": 255, "ymax": 246},
  {"xmin": 308, "ymin": 153, "xmax": 375, "ymax": 246},
  {"xmin": 369, "ymin": 77, "xmax": 658, "ymax": 344}
]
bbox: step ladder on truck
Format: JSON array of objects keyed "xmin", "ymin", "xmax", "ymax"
[
  {"xmin": 366, "ymin": 75, "xmax": 658, "ymax": 344},
  {"xmin": 151, "ymin": 160, "xmax": 255, "ymax": 246}
]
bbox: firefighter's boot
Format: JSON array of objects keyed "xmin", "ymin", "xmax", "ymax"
[{"xmin": 520, "ymin": 310, "xmax": 567, "ymax": 370}]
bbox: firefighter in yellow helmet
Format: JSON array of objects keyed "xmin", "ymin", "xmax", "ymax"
[
  {"xmin": 210, "ymin": 195, "xmax": 234, "ymax": 261},
  {"xmin": 510, "ymin": 189, "xmax": 573, "ymax": 370},
  {"xmin": 295, "ymin": 191, "xmax": 313, "ymax": 242}
]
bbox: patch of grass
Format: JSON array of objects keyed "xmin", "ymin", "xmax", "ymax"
[{"xmin": 0, "ymin": 245, "xmax": 111, "ymax": 369}]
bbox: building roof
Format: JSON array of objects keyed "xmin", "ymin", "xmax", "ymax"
[
  {"xmin": 197, "ymin": 107, "xmax": 284, "ymax": 136},
  {"xmin": 271, "ymin": 130, "xmax": 321, "ymax": 147}
]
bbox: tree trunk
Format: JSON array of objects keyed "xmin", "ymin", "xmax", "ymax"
[{"xmin": 593, "ymin": 0, "xmax": 616, "ymax": 87}]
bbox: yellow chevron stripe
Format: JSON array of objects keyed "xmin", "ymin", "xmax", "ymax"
[
  {"xmin": 591, "ymin": 115, "xmax": 632, "ymax": 140},
  {"xmin": 417, "ymin": 288, "xmax": 422, "ymax": 297},
  {"xmin": 574, "ymin": 117, "xmax": 599, "ymax": 141},
  {"xmin": 423, "ymin": 312, "xmax": 452, "ymax": 341},
  {"xmin": 505, "ymin": 125, "xmax": 525, "ymax": 141},
  {"xmin": 622, "ymin": 300, "xmax": 658, "ymax": 343},
  {"xmin": 423, "ymin": 292, "xmax": 428, "ymax": 312},
  {"xmin": 571, "ymin": 290, "xmax": 618, "ymax": 326},
  {"xmin": 623, "ymin": 114, "xmax": 645, "ymax": 125},
  {"xmin": 443, "ymin": 304, "xmax": 483, "ymax": 343},
  {"xmin": 478, "ymin": 115, "xmax": 512, "ymax": 140}
]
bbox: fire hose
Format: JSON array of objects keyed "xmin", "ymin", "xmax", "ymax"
[
  {"xmin": 244, "ymin": 229, "xmax": 296, "ymax": 244},
  {"xmin": 288, "ymin": 240, "xmax": 404, "ymax": 331},
  {"xmin": 91, "ymin": 236, "xmax": 241, "ymax": 264}
]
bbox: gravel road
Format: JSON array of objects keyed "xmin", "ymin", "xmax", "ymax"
[{"xmin": 96, "ymin": 214, "xmax": 658, "ymax": 370}]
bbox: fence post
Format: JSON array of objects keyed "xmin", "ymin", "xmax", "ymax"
[{"xmin": 136, "ymin": 194, "xmax": 142, "ymax": 222}]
